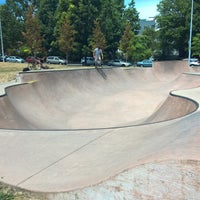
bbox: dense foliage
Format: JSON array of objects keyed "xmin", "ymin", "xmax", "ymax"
[
  {"xmin": 157, "ymin": 0, "xmax": 200, "ymax": 59},
  {"xmin": 0, "ymin": 0, "xmax": 140, "ymax": 62},
  {"xmin": 0, "ymin": 0, "xmax": 200, "ymax": 62}
]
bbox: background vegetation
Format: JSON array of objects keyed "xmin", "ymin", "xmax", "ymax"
[
  {"xmin": 0, "ymin": 0, "xmax": 200, "ymax": 62},
  {"xmin": 0, "ymin": 182, "xmax": 45, "ymax": 200}
]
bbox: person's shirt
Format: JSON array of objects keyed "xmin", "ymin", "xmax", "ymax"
[{"xmin": 94, "ymin": 48, "xmax": 102, "ymax": 58}]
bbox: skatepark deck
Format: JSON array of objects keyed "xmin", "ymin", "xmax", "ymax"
[{"xmin": 0, "ymin": 60, "xmax": 200, "ymax": 199}]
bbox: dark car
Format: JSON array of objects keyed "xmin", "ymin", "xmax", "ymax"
[
  {"xmin": 136, "ymin": 59, "xmax": 152, "ymax": 67},
  {"xmin": 26, "ymin": 56, "xmax": 41, "ymax": 64},
  {"xmin": 81, "ymin": 57, "xmax": 95, "ymax": 66},
  {"xmin": 107, "ymin": 59, "xmax": 132, "ymax": 67}
]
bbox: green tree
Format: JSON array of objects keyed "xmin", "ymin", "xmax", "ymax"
[
  {"xmin": 119, "ymin": 22, "xmax": 134, "ymax": 61},
  {"xmin": 74, "ymin": 0, "xmax": 98, "ymax": 59},
  {"xmin": 193, "ymin": 1, "xmax": 200, "ymax": 34},
  {"xmin": 23, "ymin": 5, "xmax": 44, "ymax": 56},
  {"xmin": 89, "ymin": 20, "xmax": 106, "ymax": 53},
  {"xmin": 123, "ymin": 0, "xmax": 140, "ymax": 34},
  {"xmin": 57, "ymin": 13, "xmax": 75, "ymax": 62},
  {"xmin": 98, "ymin": 0, "xmax": 124, "ymax": 59},
  {"xmin": 119, "ymin": 22, "xmax": 151, "ymax": 62},
  {"xmin": 36, "ymin": 0, "xmax": 58, "ymax": 54},
  {"xmin": 142, "ymin": 27, "xmax": 158, "ymax": 58},
  {"xmin": 192, "ymin": 33, "xmax": 200, "ymax": 57},
  {"xmin": 133, "ymin": 35, "xmax": 152, "ymax": 61},
  {"xmin": 54, "ymin": 0, "xmax": 98, "ymax": 60},
  {"xmin": 0, "ymin": 4, "xmax": 25, "ymax": 55},
  {"xmin": 6, "ymin": 0, "xmax": 31, "ymax": 21},
  {"xmin": 0, "ymin": 0, "xmax": 37, "ymax": 56},
  {"xmin": 156, "ymin": 0, "xmax": 200, "ymax": 59},
  {"xmin": 191, "ymin": 1, "xmax": 200, "ymax": 57}
]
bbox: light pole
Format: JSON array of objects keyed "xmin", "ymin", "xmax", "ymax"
[
  {"xmin": 188, "ymin": 0, "xmax": 194, "ymax": 66},
  {"xmin": 0, "ymin": 14, "xmax": 4, "ymax": 62}
]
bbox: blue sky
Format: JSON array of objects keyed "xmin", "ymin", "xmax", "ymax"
[
  {"xmin": 125, "ymin": 0, "xmax": 161, "ymax": 19},
  {"xmin": 0, "ymin": 0, "xmax": 160, "ymax": 19}
]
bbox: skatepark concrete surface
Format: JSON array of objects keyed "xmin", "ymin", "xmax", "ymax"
[{"xmin": 1, "ymin": 60, "xmax": 200, "ymax": 199}]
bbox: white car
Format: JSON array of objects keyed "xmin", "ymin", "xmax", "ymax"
[
  {"xmin": 6, "ymin": 56, "xmax": 25, "ymax": 63},
  {"xmin": 107, "ymin": 59, "xmax": 132, "ymax": 67},
  {"xmin": 183, "ymin": 58, "xmax": 200, "ymax": 66},
  {"xmin": 190, "ymin": 58, "xmax": 200, "ymax": 66},
  {"xmin": 46, "ymin": 56, "xmax": 67, "ymax": 65}
]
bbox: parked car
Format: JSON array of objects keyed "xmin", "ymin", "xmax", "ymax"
[
  {"xmin": 46, "ymin": 56, "xmax": 67, "ymax": 65},
  {"xmin": 136, "ymin": 59, "xmax": 152, "ymax": 67},
  {"xmin": 0, "ymin": 55, "xmax": 8, "ymax": 62},
  {"xmin": 81, "ymin": 57, "xmax": 95, "ymax": 66},
  {"xmin": 190, "ymin": 59, "xmax": 200, "ymax": 66},
  {"xmin": 6, "ymin": 56, "xmax": 25, "ymax": 63},
  {"xmin": 183, "ymin": 58, "xmax": 200, "ymax": 66},
  {"xmin": 107, "ymin": 59, "xmax": 132, "ymax": 67},
  {"xmin": 26, "ymin": 56, "xmax": 41, "ymax": 64}
]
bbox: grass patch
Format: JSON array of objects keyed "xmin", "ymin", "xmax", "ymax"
[
  {"xmin": 0, "ymin": 183, "xmax": 46, "ymax": 200},
  {"xmin": 0, "ymin": 63, "xmax": 24, "ymax": 82},
  {"xmin": 0, "ymin": 62, "xmax": 72, "ymax": 83}
]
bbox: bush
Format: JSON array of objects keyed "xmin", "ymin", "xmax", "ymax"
[{"xmin": 0, "ymin": 191, "xmax": 15, "ymax": 200}]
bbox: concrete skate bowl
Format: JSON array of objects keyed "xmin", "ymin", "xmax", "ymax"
[
  {"xmin": 1, "ymin": 60, "xmax": 200, "ymax": 199},
  {"xmin": 0, "ymin": 60, "xmax": 199, "ymax": 130}
]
